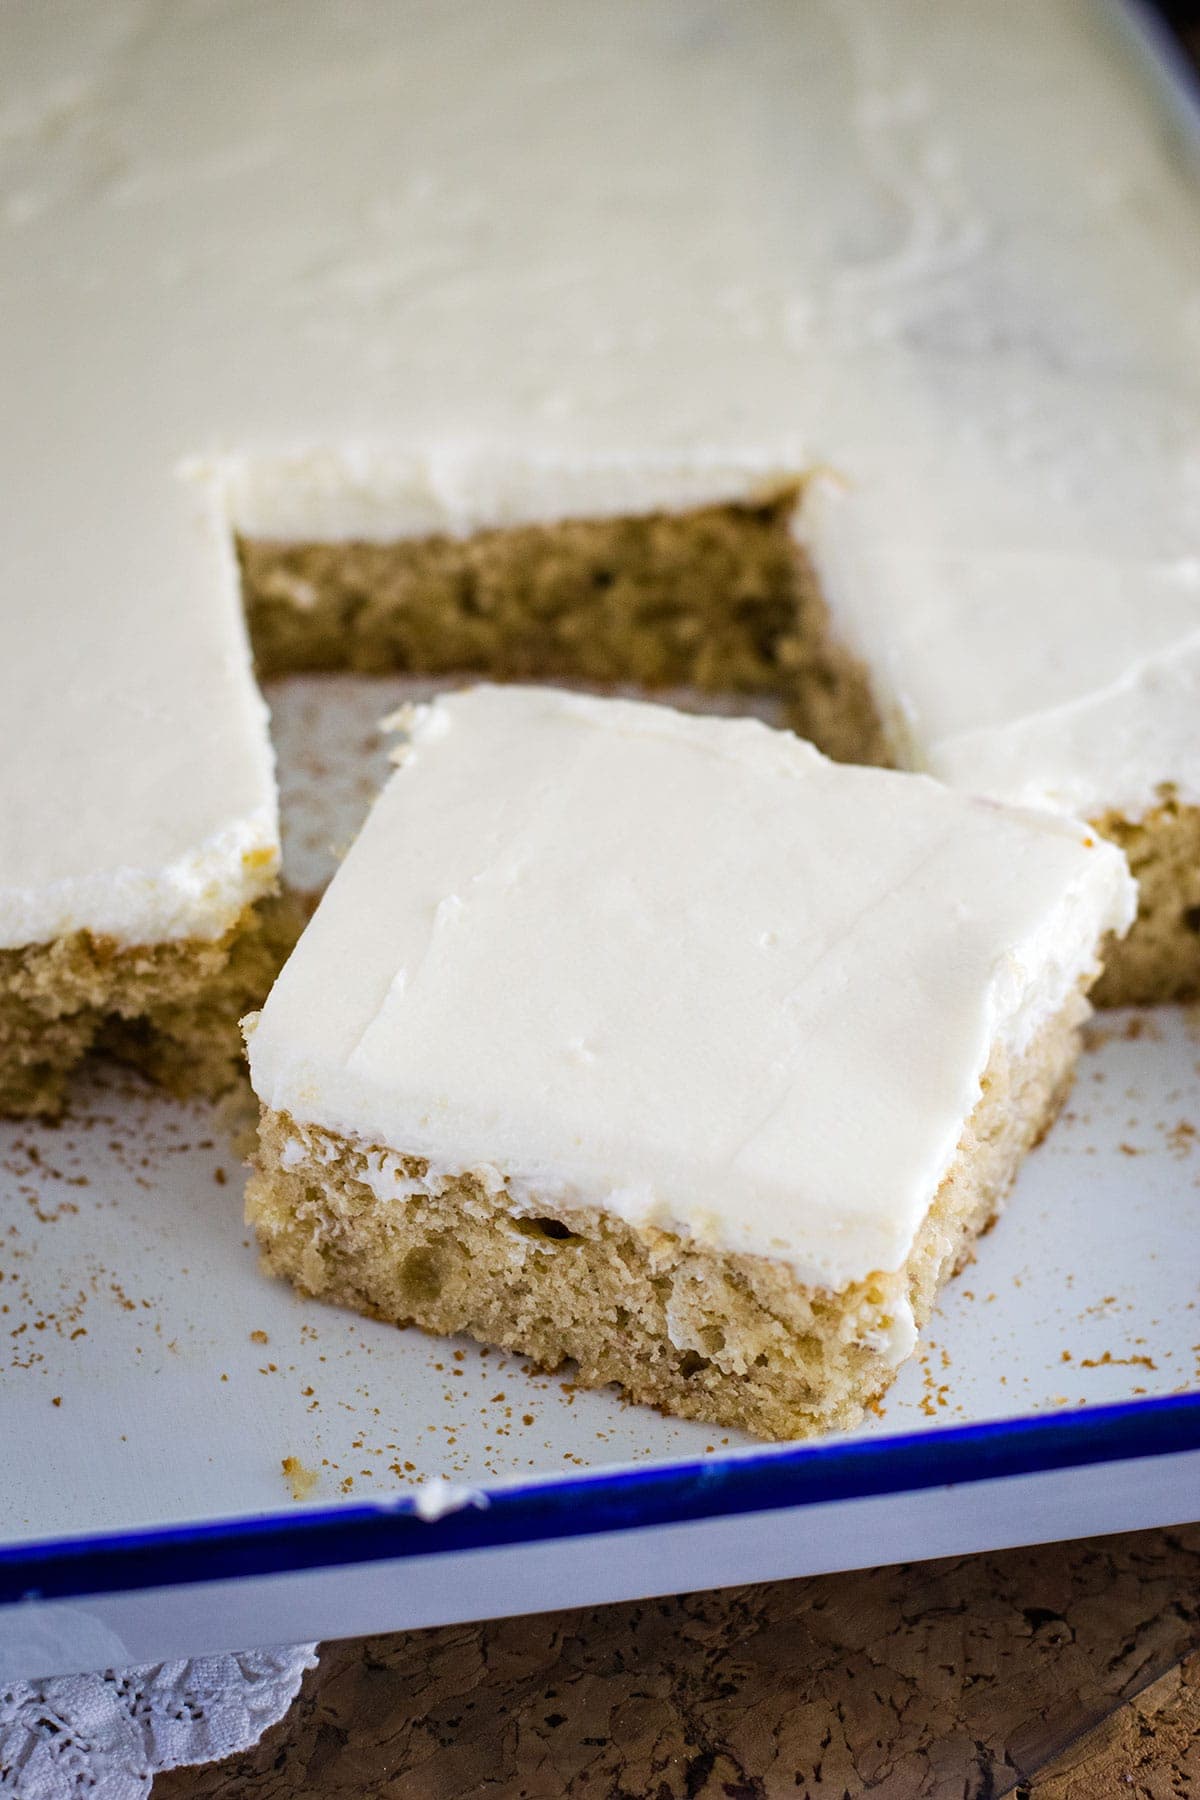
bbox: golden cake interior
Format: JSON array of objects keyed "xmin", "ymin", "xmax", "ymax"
[
  {"xmin": 0, "ymin": 894, "xmax": 304, "ymax": 1118},
  {"xmin": 247, "ymin": 987, "xmax": 1088, "ymax": 1441},
  {"xmin": 1091, "ymin": 796, "xmax": 1200, "ymax": 1005},
  {"xmin": 240, "ymin": 489, "xmax": 888, "ymax": 766}
]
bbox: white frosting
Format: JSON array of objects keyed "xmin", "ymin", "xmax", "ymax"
[
  {"xmin": 800, "ymin": 374, "xmax": 1200, "ymax": 819},
  {"xmin": 3, "ymin": 1, "xmax": 1197, "ymax": 947},
  {"xmin": 246, "ymin": 686, "xmax": 1135, "ymax": 1290}
]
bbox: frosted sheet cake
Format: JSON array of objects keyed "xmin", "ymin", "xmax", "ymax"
[
  {"xmin": 244, "ymin": 687, "xmax": 1135, "ymax": 1439},
  {"xmin": 3, "ymin": 0, "xmax": 1198, "ymax": 1114}
]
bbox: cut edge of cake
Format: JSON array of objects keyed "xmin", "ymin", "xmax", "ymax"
[
  {"xmin": 0, "ymin": 889, "xmax": 304, "ymax": 1119},
  {"xmin": 1090, "ymin": 798, "xmax": 1200, "ymax": 1005},
  {"xmin": 245, "ymin": 980, "xmax": 1088, "ymax": 1441},
  {"xmin": 239, "ymin": 485, "xmax": 889, "ymax": 773}
]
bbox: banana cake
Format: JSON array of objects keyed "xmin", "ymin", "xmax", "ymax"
[{"xmin": 243, "ymin": 686, "xmax": 1135, "ymax": 1439}]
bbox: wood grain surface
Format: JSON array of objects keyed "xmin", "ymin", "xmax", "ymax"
[{"xmin": 160, "ymin": 1522, "xmax": 1200, "ymax": 1798}]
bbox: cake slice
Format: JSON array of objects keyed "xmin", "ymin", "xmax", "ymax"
[
  {"xmin": 0, "ymin": 534, "xmax": 284, "ymax": 1117},
  {"xmin": 244, "ymin": 686, "xmax": 1134, "ymax": 1440}
]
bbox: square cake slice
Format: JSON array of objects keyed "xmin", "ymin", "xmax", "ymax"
[
  {"xmin": 244, "ymin": 686, "xmax": 1135, "ymax": 1440},
  {"xmin": 0, "ymin": 532, "xmax": 286, "ymax": 1118}
]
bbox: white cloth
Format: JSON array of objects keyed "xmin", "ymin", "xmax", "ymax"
[{"xmin": 0, "ymin": 1647, "xmax": 317, "ymax": 1799}]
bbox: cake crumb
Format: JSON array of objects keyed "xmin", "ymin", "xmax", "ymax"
[
  {"xmin": 1080, "ymin": 1350, "xmax": 1157, "ymax": 1371},
  {"xmin": 1167, "ymin": 1119, "xmax": 1196, "ymax": 1157},
  {"xmin": 281, "ymin": 1455, "xmax": 320, "ymax": 1501}
]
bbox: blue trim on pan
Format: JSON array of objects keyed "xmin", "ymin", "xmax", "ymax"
[{"xmin": 2, "ymin": 1392, "xmax": 1197, "ymax": 1606}]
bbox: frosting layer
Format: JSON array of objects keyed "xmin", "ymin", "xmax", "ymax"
[
  {"xmin": 246, "ymin": 687, "xmax": 1135, "ymax": 1289},
  {"xmin": 3, "ymin": 0, "xmax": 1198, "ymax": 949}
]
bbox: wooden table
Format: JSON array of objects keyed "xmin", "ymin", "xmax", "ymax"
[{"xmin": 161, "ymin": 1521, "xmax": 1199, "ymax": 1797}]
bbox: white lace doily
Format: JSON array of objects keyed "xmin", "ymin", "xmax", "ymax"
[{"xmin": 0, "ymin": 1645, "xmax": 318, "ymax": 1800}]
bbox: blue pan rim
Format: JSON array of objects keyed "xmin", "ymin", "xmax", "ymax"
[{"xmin": 4, "ymin": 1390, "xmax": 1198, "ymax": 1605}]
